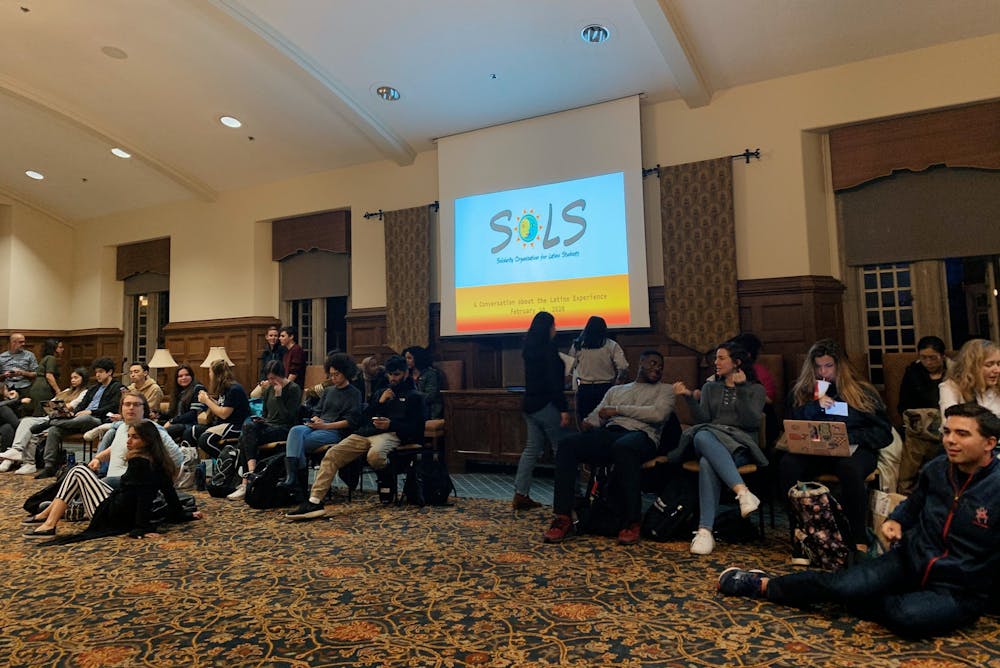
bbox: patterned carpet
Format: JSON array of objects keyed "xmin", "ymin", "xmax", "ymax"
[{"xmin": 0, "ymin": 475, "xmax": 997, "ymax": 667}]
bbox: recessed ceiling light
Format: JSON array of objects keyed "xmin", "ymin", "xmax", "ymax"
[
  {"xmin": 25, "ymin": 170, "xmax": 44, "ymax": 180},
  {"xmin": 110, "ymin": 147, "xmax": 131, "ymax": 159},
  {"xmin": 219, "ymin": 115, "xmax": 242, "ymax": 128},
  {"xmin": 375, "ymin": 86, "xmax": 400, "ymax": 102},
  {"xmin": 101, "ymin": 45, "xmax": 128, "ymax": 60},
  {"xmin": 581, "ymin": 24, "xmax": 610, "ymax": 44}
]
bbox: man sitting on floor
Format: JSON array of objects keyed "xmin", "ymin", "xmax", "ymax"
[
  {"xmin": 543, "ymin": 349, "xmax": 675, "ymax": 546},
  {"xmin": 286, "ymin": 354, "xmax": 424, "ymax": 520},
  {"xmin": 37, "ymin": 357, "xmax": 122, "ymax": 479},
  {"xmin": 719, "ymin": 402, "xmax": 1000, "ymax": 639}
]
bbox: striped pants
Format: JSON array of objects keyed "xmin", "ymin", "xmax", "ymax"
[{"xmin": 55, "ymin": 465, "xmax": 113, "ymax": 519}]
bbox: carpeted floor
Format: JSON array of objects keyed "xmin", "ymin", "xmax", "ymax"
[{"xmin": 0, "ymin": 474, "xmax": 997, "ymax": 667}]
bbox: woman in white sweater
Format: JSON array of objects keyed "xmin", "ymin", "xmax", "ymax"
[{"xmin": 938, "ymin": 339, "xmax": 1000, "ymax": 417}]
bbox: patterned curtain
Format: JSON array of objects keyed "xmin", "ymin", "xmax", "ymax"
[
  {"xmin": 660, "ymin": 157, "xmax": 739, "ymax": 354},
  {"xmin": 384, "ymin": 206, "xmax": 430, "ymax": 353}
]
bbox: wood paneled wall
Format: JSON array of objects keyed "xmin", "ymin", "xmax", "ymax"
[
  {"xmin": 0, "ymin": 328, "xmax": 124, "ymax": 388},
  {"xmin": 346, "ymin": 277, "xmax": 846, "ymax": 389},
  {"xmin": 162, "ymin": 316, "xmax": 281, "ymax": 392}
]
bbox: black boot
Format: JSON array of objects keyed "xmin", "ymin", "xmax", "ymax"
[{"xmin": 277, "ymin": 456, "xmax": 298, "ymax": 488}]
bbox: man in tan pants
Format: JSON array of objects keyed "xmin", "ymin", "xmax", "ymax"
[{"xmin": 286, "ymin": 354, "xmax": 425, "ymax": 520}]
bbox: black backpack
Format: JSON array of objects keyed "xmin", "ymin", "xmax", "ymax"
[
  {"xmin": 641, "ymin": 475, "xmax": 697, "ymax": 541},
  {"xmin": 245, "ymin": 453, "xmax": 304, "ymax": 509},
  {"xmin": 206, "ymin": 443, "xmax": 242, "ymax": 498},
  {"xmin": 575, "ymin": 465, "xmax": 626, "ymax": 537},
  {"xmin": 402, "ymin": 451, "xmax": 455, "ymax": 507}
]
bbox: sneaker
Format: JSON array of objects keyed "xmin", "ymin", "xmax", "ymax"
[
  {"xmin": 0, "ymin": 448, "xmax": 22, "ymax": 462},
  {"xmin": 0, "ymin": 460, "xmax": 12, "ymax": 472},
  {"xmin": 14, "ymin": 463, "xmax": 37, "ymax": 476},
  {"xmin": 789, "ymin": 544, "xmax": 810, "ymax": 567},
  {"xmin": 543, "ymin": 515, "xmax": 576, "ymax": 543},
  {"xmin": 690, "ymin": 528, "xmax": 716, "ymax": 555},
  {"xmin": 512, "ymin": 493, "xmax": 542, "ymax": 511},
  {"xmin": 736, "ymin": 490, "xmax": 760, "ymax": 518},
  {"xmin": 718, "ymin": 567, "xmax": 768, "ymax": 598},
  {"xmin": 34, "ymin": 466, "xmax": 57, "ymax": 480},
  {"xmin": 286, "ymin": 500, "xmax": 326, "ymax": 520},
  {"xmin": 226, "ymin": 484, "xmax": 246, "ymax": 500},
  {"xmin": 617, "ymin": 522, "xmax": 641, "ymax": 546}
]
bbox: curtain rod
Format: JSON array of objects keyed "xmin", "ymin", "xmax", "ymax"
[
  {"xmin": 363, "ymin": 200, "xmax": 440, "ymax": 221},
  {"xmin": 642, "ymin": 148, "xmax": 761, "ymax": 179}
]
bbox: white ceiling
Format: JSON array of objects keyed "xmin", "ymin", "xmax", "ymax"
[{"xmin": 0, "ymin": 0, "xmax": 997, "ymax": 222}]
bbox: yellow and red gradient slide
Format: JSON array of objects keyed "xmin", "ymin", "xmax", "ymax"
[{"xmin": 456, "ymin": 274, "xmax": 630, "ymax": 333}]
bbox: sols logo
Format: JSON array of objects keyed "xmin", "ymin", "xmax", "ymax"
[{"xmin": 490, "ymin": 199, "xmax": 586, "ymax": 254}]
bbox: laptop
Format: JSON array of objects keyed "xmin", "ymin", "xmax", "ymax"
[{"xmin": 783, "ymin": 419, "xmax": 858, "ymax": 457}]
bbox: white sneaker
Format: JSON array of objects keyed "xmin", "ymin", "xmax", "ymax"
[
  {"xmin": 0, "ymin": 448, "xmax": 21, "ymax": 462},
  {"xmin": 736, "ymin": 490, "xmax": 760, "ymax": 518},
  {"xmin": 0, "ymin": 460, "xmax": 12, "ymax": 472},
  {"xmin": 227, "ymin": 484, "xmax": 246, "ymax": 500},
  {"xmin": 14, "ymin": 463, "xmax": 37, "ymax": 475},
  {"xmin": 690, "ymin": 528, "xmax": 715, "ymax": 555}
]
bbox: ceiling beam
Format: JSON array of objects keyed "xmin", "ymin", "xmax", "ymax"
[
  {"xmin": 0, "ymin": 76, "xmax": 217, "ymax": 204},
  {"xmin": 209, "ymin": 0, "xmax": 416, "ymax": 167},
  {"xmin": 0, "ymin": 186, "xmax": 73, "ymax": 229},
  {"xmin": 633, "ymin": 0, "xmax": 713, "ymax": 108}
]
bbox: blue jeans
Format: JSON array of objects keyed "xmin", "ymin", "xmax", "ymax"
[
  {"xmin": 514, "ymin": 403, "xmax": 567, "ymax": 497},
  {"xmin": 693, "ymin": 430, "xmax": 752, "ymax": 530},
  {"xmin": 766, "ymin": 548, "xmax": 984, "ymax": 639},
  {"xmin": 285, "ymin": 425, "xmax": 342, "ymax": 469}
]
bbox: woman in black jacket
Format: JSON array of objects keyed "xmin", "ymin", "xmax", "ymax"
[
  {"xmin": 512, "ymin": 311, "xmax": 570, "ymax": 510},
  {"xmin": 23, "ymin": 419, "xmax": 201, "ymax": 540},
  {"xmin": 163, "ymin": 364, "xmax": 207, "ymax": 443}
]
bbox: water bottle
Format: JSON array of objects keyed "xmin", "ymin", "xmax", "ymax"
[
  {"xmin": 67, "ymin": 452, "xmax": 76, "ymax": 466},
  {"xmin": 195, "ymin": 462, "xmax": 207, "ymax": 491}
]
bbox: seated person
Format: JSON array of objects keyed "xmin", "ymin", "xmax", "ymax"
[
  {"xmin": 896, "ymin": 335, "xmax": 949, "ymax": 495},
  {"xmin": 285, "ymin": 355, "xmax": 424, "ymax": 520},
  {"xmin": 84, "ymin": 361, "xmax": 165, "ymax": 445},
  {"xmin": 359, "ymin": 356, "xmax": 386, "ymax": 408},
  {"xmin": 0, "ymin": 367, "xmax": 89, "ymax": 475},
  {"xmin": 227, "ymin": 360, "xmax": 302, "ymax": 501},
  {"xmin": 720, "ymin": 403, "xmax": 1000, "ymax": 640},
  {"xmin": 90, "ymin": 392, "xmax": 183, "ymax": 488},
  {"xmin": 543, "ymin": 349, "xmax": 675, "ymax": 546},
  {"xmin": 189, "ymin": 359, "xmax": 250, "ymax": 459},
  {"xmin": 779, "ymin": 339, "xmax": 892, "ymax": 561},
  {"xmin": 37, "ymin": 357, "xmax": 122, "ymax": 479},
  {"xmin": 279, "ymin": 353, "xmax": 362, "ymax": 488},
  {"xmin": 0, "ymin": 333, "xmax": 38, "ymax": 400},
  {"xmin": 939, "ymin": 338, "xmax": 1000, "ymax": 417},
  {"xmin": 162, "ymin": 365, "xmax": 207, "ymax": 443},
  {"xmin": 23, "ymin": 420, "xmax": 201, "ymax": 540},
  {"xmin": 672, "ymin": 340, "xmax": 767, "ymax": 556},
  {"xmin": 403, "ymin": 345, "xmax": 443, "ymax": 420}
]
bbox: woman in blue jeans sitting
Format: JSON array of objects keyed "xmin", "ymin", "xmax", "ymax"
[
  {"xmin": 672, "ymin": 340, "xmax": 767, "ymax": 555},
  {"xmin": 513, "ymin": 311, "xmax": 570, "ymax": 511},
  {"xmin": 279, "ymin": 353, "xmax": 362, "ymax": 487}
]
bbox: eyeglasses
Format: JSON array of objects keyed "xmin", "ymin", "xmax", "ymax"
[{"xmin": 121, "ymin": 401, "xmax": 144, "ymax": 408}]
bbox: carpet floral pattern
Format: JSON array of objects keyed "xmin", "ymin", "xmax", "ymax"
[{"xmin": 0, "ymin": 477, "xmax": 997, "ymax": 667}]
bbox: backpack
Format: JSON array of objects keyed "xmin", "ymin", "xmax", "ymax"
[
  {"xmin": 174, "ymin": 444, "xmax": 200, "ymax": 491},
  {"xmin": 641, "ymin": 477, "xmax": 697, "ymax": 541},
  {"xmin": 402, "ymin": 451, "xmax": 455, "ymax": 507},
  {"xmin": 575, "ymin": 465, "xmax": 625, "ymax": 537},
  {"xmin": 245, "ymin": 453, "xmax": 304, "ymax": 509},
  {"xmin": 206, "ymin": 443, "xmax": 242, "ymax": 498},
  {"xmin": 713, "ymin": 507, "xmax": 761, "ymax": 544},
  {"xmin": 788, "ymin": 481, "xmax": 852, "ymax": 571}
]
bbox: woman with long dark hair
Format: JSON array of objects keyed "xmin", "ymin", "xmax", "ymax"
[
  {"xmin": 163, "ymin": 364, "xmax": 207, "ymax": 443},
  {"xmin": 780, "ymin": 339, "xmax": 892, "ymax": 561},
  {"xmin": 23, "ymin": 419, "xmax": 202, "ymax": 540},
  {"xmin": 568, "ymin": 316, "xmax": 628, "ymax": 425},
  {"xmin": 512, "ymin": 311, "xmax": 570, "ymax": 511},
  {"xmin": 672, "ymin": 341, "xmax": 767, "ymax": 555},
  {"xmin": 403, "ymin": 345, "xmax": 444, "ymax": 420},
  {"xmin": 26, "ymin": 338, "xmax": 63, "ymax": 414}
]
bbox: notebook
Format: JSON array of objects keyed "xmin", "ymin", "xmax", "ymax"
[{"xmin": 783, "ymin": 419, "xmax": 858, "ymax": 457}]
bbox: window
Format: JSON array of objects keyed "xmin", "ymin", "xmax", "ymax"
[{"xmin": 861, "ymin": 263, "xmax": 914, "ymax": 386}]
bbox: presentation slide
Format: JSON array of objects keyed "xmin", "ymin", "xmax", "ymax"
[{"xmin": 454, "ymin": 172, "xmax": 629, "ymax": 333}]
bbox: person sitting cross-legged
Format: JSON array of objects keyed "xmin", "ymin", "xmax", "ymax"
[
  {"xmin": 719, "ymin": 402, "xmax": 1000, "ymax": 640},
  {"xmin": 543, "ymin": 349, "xmax": 675, "ymax": 546},
  {"xmin": 286, "ymin": 354, "xmax": 424, "ymax": 520}
]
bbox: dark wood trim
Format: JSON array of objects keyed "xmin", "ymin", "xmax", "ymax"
[
  {"xmin": 162, "ymin": 316, "xmax": 281, "ymax": 332},
  {"xmin": 163, "ymin": 317, "xmax": 281, "ymax": 391}
]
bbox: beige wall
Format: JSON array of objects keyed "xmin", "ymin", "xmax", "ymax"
[{"xmin": 2, "ymin": 34, "xmax": 998, "ymax": 332}]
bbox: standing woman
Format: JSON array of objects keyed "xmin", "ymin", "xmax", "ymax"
[
  {"xmin": 259, "ymin": 325, "xmax": 286, "ymax": 381},
  {"xmin": 513, "ymin": 311, "xmax": 570, "ymax": 511},
  {"xmin": 780, "ymin": 339, "xmax": 892, "ymax": 560},
  {"xmin": 938, "ymin": 339, "xmax": 1000, "ymax": 416},
  {"xmin": 569, "ymin": 316, "xmax": 628, "ymax": 426},
  {"xmin": 27, "ymin": 338, "xmax": 63, "ymax": 415},
  {"xmin": 672, "ymin": 341, "xmax": 767, "ymax": 556},
  {"xmin": 23, "ymin": 419, "xmax": 202, "ymax": 540}
]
